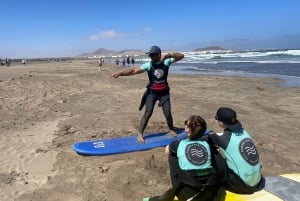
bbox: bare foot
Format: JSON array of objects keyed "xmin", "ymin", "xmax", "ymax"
[
  {"xmin": 138, "ymin": 133, "xmax": 145, "ymax": 143},
  {"xmin": 168, "ymin": 129, "xmax": 177, "ymax": 137}
]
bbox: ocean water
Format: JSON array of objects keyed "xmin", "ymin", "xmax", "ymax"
[{"xmin": 169, "ymin": 49, "xmax": 300, "ymax": 87}]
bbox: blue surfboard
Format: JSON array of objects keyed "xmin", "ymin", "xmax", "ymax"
[{"xmin": 72, "ymin": 129, "xmax": 187, "ymax": 156}]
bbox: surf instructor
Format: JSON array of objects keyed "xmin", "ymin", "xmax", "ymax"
[{"xmin": 110, "ymin": 45, "xmax": 184, "ymax": 143}]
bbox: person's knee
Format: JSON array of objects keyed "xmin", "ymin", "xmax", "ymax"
[
  {"xmin": 162, "ymin": 103, "xmax": 171, "ymax": 115},
  {"xmin": 144, "ymin": 110, "xmax": 153, "ymax": 119},
  {"xmin": 165, "ymin": 111, "xmax": 172, "ymax": 119},
  {"xmin": 162, "ymin": 105, "xmax": 171, "ymax": 115}
]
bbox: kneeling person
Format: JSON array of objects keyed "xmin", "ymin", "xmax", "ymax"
[
  {"xmin": 209, "ymin": 107, "xmax": 265, "ymax": 194},
  {"xmin": 144, "ymin": 115, "xmax": 218, "ymax": 201}
]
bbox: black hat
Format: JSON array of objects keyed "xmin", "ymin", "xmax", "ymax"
[
  {"xmin": 215, "ymin": 107, "xmax": 243, "ymax": 131},
  {"xmin": 146, "ymin": 45, "xmax": 161, "ymax": 54}
]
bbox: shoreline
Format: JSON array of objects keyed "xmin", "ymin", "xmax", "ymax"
[
  {"xmin": 2, "ymin": 59, "xmax": 300, "ymax": 87},
  {"xmin": 168, "ymin": 64, "xmax": 300, "ymax": 88}
]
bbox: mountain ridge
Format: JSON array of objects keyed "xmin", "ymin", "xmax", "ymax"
[
  {"xmin": 192, "ymin": 46, "xmax": 226, "ymax": 51},
  {"xmin": 79, "ymin": 48, "xmax": 145, "ymax": 57},
  {"xmin": 79, "ymin": 46, "xmax": 228, "ymax": 57}
]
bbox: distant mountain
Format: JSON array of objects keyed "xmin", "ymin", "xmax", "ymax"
[
  {"xmin": 193, "ymin": 46, "xmax": 226, "ymax": 51},
  {"xmin": 93, "ymin": 48, "xmax": 117, "ymax": 55},
  {"xmin": 118, "ymin": 49, "xmax": 145, "ymax": 55},
  {"xmin": 79, "ymin": 48, "xmax": 145, "ymax": 57},
  {"xmin": 79, "ymin": 48, "xmax": 117, "ymax": 56},
  {"xmin": 79, "ymin": 46, "xmax": 230, "ymax": 57}
]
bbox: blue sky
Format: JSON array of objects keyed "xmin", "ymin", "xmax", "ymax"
[{"xmin": 1, "ymin": 0, "xmax": 300, "ymax": 58}]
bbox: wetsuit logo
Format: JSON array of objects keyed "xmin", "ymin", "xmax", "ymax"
[
  {"xmin": 239, "ymin": 138, "xmax": 259, "ymax": 165},
  {"xmin": 185, "ymin": 143, "xmax": 208, "ymax": 166},
  {"xmin": 154, "ymin": 68, "xmax": 164, "ymax": 79}
]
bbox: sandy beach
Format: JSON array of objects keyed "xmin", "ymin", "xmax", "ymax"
[{"xmin": 0, "ymin": 60, "xmax": 299, "ymax": 201}]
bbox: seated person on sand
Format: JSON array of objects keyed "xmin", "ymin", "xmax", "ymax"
[
  {"xmin": 143, "ymin": 115, "xmax": 218, "ymax": 201},
  {"xmin": 208, "ymin": 107, "xmax": 265, "ymax": 195}
]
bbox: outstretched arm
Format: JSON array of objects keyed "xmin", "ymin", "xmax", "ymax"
[
  {"xmin": 110, "ymin": 67, "xmax": 144, "ymax": 78},
  {"xmin": 161, "ymin": 52, "xmax": 184, "ymax": 62}
]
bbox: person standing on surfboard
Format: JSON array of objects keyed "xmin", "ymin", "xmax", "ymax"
[
  {"xmin": 110, "ymin": 45, "xmax": 184, "ymax": 143},
  {"xmin": 209, "ymin": 107, "xmax": 265, "ymax": 194},
  {"xmin": 143, "ymin": 115, "xmax": 218, "ymax": 201}
]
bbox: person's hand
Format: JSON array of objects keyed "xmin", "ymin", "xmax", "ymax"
[
  {"xmin": 165, "ymin": 145, "xmax": 170, "ymax": 154},
  {"xmin": 216, "ymin": 146, "xmax": 226, "ymax": 159},
  {"xmin": 110, "ymin": 72, "xmax": 120, "ymax": 78}
]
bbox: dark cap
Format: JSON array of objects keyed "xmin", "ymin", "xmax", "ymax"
[
  {"xmin": 215, "ymin": 107, "xmax": 243, "ymax": 131},
  {"xmin": 146, "ymin": 45, "xmax": 161, "ymax": 54}
]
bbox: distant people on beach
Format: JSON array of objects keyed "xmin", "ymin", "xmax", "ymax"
[
  {"xmin": 110, "ymin": 45, "xmax": 184, "ymax": 143},
  {"xmin": 22, "ymin": 59, "xmax": 26, "ymax": 65},
  {"xmin": 127, "ymin": 56, "xmax": 130, "ymax": 66},
  {"xmin": 116, "ymin": 58, "xmax": 120, "ymax": 67},
  {"xmin": 97, "ymin": 59, "xmax": 103, "ymax": 72},
  {"xmin": 131, "ymin": 57, "xmax": 135, "ymax": 67},
  {"xmin": 122, "ymin": 58, "xmax": 126, "ymax": 67},
  {"xmin": 5, "ymin": 58, "xmax": 10, "ymax": 66}
]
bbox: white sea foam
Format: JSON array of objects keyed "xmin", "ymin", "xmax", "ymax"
[
  {"xmin": 138, "ymin": 49, "xmax": 300, "ymax": 64},
  {"xmin": 182, "ymin": 49, "xmax": 300, "ymax": 64}
]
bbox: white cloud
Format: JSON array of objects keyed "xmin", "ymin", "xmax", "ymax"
[{"xmin": 89, "ymin": 30, "xmax": 125, "ymax": 40}]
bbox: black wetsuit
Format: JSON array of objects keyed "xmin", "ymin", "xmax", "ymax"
[
  {"xmin": 139, "ymin": 62, "xmax": 174, "ymax": 134},
  {"xmin": 208, "ymin": 130, "xmax": 265, "ymax": 194},
  {"xmin": 148, "ymin": 138, "xmax": 218, "ymax": 201}
]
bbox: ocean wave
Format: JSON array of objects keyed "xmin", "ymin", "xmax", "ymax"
[
  {"xmin": 183, "ymin": 49, "xmax": 300, "ymax": 63},
  {"xmin": 184, "ymin": 49, "xmax": 300, "ymax": 56},
  {"xmin": 182, "ymin": 59, "xmax": 300, "ymax": 64},
  {"xmin": 140, "ymin": 49, "xmax": 300, "ymax": 64}
]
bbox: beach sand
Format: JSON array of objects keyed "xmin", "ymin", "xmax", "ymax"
[{"xmin": 0, "ymin": 60, "xmax": 299, "ymax": 201}]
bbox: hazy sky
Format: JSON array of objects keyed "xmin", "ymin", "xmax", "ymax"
[{"xmin": 1, "ymin": 0, "xmax": 300, "ymax": 58}]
